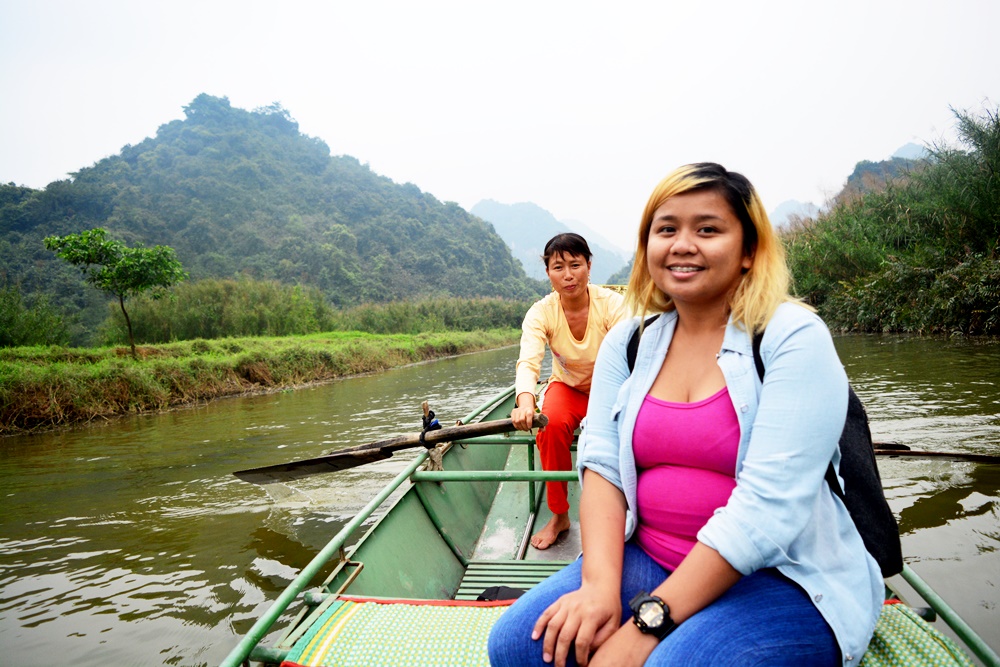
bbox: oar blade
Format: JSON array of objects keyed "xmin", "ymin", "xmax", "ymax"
[
  {"xmin": 234, "ymin": 449, "xmax": 393, "ymax": 485},
  {"xmin": 874, "ymin": 448, "xmax": 1000, "ymax": 464},
  {"xmin": 232, "ymin": 413, "xmax": 548, "ymax": 484}
]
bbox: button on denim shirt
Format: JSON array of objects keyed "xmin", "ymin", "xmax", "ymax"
[{"xmin": 577, "ymin": 303, "xmax": 883, "ymax": 665}]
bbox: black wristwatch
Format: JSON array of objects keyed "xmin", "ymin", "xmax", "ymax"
[{"xmin": 629, "ymin": 591, "xmax": 677, "ymax": 640}]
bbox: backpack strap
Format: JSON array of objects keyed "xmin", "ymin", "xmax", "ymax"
[
  {"xmin": 626, "ymin": 314, "xmax": 661, "ymax": 373},
  {"xmin": 751, "ymin": 329, "xmax": 845, "ymax": 500},
  {"xmin": 751, "ymin": 330, "xmax": 765, "ymax": 381}
]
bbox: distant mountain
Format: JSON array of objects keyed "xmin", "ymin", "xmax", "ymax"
[
  {"xmin": 470, "ymin": 200, "xmax": 630, "ymax": 283},
  {"xmin": 892, "ymin": 142, "xmax": 930, "ymax": 160},
  {"xmin": 837, "ymin": 155, "xmax": 928, "ymax": 204},
  {"xmin": 769, "ymin": 144, "xmax": 931, "ymax": 228},
  {"xmin": 606, "ymin": 260, "xmax": 632, "ymax": 286},
  {"xmin": 0, "ymin": 94, "xmax": 546, "ymax": 341},
  {"xmin": 562, "ymin": 218, "xmax": 635, "ymax": 256},
  {"xmin": 770, "ymin": 200, "xmax": 821, "ymax": 228}
]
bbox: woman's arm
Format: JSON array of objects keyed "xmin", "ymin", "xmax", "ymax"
[
  {"xmin": 648, "ymin": 542, "xmax": 742, "ymax": 623},
  {"xmin": 512, "ymin": 301, "xmax": 550, "ymax": 430},
  {"xmin": 533, "ymin": 469, "xmax": 628, "ymax": 667},
  {"xmin": 574, "ymin": 318, "xmax": 637, "ymax": 488},
  {"xmin": 587, "ymin": 542, "xmax": 742, "ymax": 667}
]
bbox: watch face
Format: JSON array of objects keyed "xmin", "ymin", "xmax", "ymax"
[{"xmin": 638, "ymin": 600, "xmax": 665, "ymax": 628}]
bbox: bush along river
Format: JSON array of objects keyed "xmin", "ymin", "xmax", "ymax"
[{"xmin": 0, "ymin": 339, "xmax": 998, "ymax": 666}]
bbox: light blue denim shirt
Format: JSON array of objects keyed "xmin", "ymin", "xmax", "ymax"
[{"xmin": 577, "ymin": 302, "xmax": 883, "ymax": 666}]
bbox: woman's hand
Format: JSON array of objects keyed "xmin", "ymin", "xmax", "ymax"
[
  {"xmin": 532, "ymin": 584, "xmax": 621, "ymax": 667},
  {"xmin": 511, "ymin": 402, "xmax": 537, "ymax": 431},
  {"xmin": 588, "ymin": 622, "xmax": 658, "ymax": 667}
]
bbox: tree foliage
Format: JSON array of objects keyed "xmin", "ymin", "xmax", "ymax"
[
  {"xmin": 44, "ymin": 228, "xmax": 187, "ymax": 356},
  {"xmin": 0, "ymin": 283, "xmax": 69, "ymax": 347},
  {"xmin": 782, "ymin": 105, "xmax": 1000, "ymax": 335},
  {"xmin": 105, "ymin": 276, "xmax": 534, "ymax": 343},
  {"xmin": 605, "ymin": 260, "xmax": 632, "ymax": 285},
  {"xmin": 104, "ymin": 277, "xmax": 331, "ymax": 343},
  {"xmin": 1, "ymin": 94, "xmax": 545, "ymax": 345}
]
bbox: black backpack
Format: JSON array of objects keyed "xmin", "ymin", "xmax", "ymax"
[{"xmin": 626, "ymin": 315, "xmax": 903, "ymax": 578}]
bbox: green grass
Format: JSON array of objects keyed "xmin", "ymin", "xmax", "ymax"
[{"xmin": 0, "ymin": 329, "xmax": 519, "ymax": 434}]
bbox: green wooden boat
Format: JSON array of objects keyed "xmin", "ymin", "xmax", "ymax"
[{"xmin": 221, "ymin": 386, "xmax": 999, "ymax": 667}]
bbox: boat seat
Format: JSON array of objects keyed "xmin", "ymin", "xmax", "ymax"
[
  {"xmin": 454, "ymin": 559, "xmax": 572, "ymax": 601},
  {"xmin": 277, "ymin": 598, "xmax": 974, "ymax": 667},
  {"xmin": 862, "ymin": 603, "xmax": 973, "ymax": 666},
  {"xmin": 279, "ymin": 597, "xmax": 508, "ymax": 667}
]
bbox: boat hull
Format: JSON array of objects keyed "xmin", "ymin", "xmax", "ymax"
[{"xmin": 221, "ymin": 386, "xmax": 996, "ymax": 667}]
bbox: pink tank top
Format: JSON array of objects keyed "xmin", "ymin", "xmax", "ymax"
[{"xmin": 632, "ymin": 387, "xmax": 739, "ymax": 571}]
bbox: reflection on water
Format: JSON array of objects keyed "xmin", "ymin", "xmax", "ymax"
[
  {"xmin": 0, "ymin": 337, "xmax": 997, "ymax": 665},
  {"xmin": 893, "ymin": 465, "xmax": 999, "ymax": 534}
]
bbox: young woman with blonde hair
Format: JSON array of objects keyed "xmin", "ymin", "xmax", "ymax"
[{"xmin": 489, "ymin": 163, "xmax": 882, "ymax": 666}]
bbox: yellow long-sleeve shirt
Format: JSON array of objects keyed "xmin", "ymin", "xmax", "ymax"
[{"xmin": 514, "ymin": 284, "xmax": 627, "ymax": 400}]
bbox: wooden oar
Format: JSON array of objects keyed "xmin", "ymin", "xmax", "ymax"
[
  {"xmin": 234, "ymin": 413, "xmax": 548, "ymax": 485},
  {"xmin": 874, "ymin": 446, "xmax": 1000, "ymax": 464}
]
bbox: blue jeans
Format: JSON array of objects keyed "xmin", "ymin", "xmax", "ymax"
[{"xmin": 487, "ymin": 543, "xmax": 839, "ymax": 666}]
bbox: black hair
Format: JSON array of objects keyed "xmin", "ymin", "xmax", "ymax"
[
  {"xmin": 686, "ymin": 162, "xmax": 758, "ymax": 258},
  {"xmin": 542, "ymin": 233, "xmax": 592, "ymax": 268}
]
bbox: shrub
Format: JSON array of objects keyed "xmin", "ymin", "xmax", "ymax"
[
  {"xmin": 783, "ymin": 105, "xmax": 1000, "ymax": 333},
  {"xmin": 0, "ymin": 285, "xmax": 70, "ymax": 347}
]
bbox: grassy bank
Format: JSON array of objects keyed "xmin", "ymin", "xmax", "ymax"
[{"xmin": 0, "ymin": 329, "xmax": 519, "ymax": 434}]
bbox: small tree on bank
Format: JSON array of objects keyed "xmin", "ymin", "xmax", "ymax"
[{"xmin": 44, "ymin": 228, "xmax": 187, "ymax": 358}]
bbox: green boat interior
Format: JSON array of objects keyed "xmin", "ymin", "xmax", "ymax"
[{"xmin": 222, "ymin": 387, "xmax": 998, "ymax": 667}]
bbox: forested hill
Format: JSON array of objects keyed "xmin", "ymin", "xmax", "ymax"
[
  {"xmin": 0, "ymin": 94, "xmax": 546, "ymax": 320},
  {"xmin": 835, "ymin": 155, "xmax": 927, "ymax": 204}
]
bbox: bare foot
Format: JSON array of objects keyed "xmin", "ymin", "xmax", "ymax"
[{"xmin": 530, "ymin": 512, "xmax": 571, "ymax": 550}]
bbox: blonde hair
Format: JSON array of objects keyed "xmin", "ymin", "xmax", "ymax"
[{"xmin": 625, "ymin": 163, "xmax": 803, "ymax": 333}]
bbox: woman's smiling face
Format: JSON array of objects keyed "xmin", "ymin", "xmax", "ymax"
[{"xmin": 646, "ymin": 188, "xmax": 752, "ymax": 310}]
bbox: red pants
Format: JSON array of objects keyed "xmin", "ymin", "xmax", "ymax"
[{"xmin": 537, "ymin": 381, "xmax": 589, "ymax": 515}]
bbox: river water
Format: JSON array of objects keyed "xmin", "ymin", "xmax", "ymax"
[{"xmin": 0, "ymin": 338, "xmax": 998, "ymax": 666}]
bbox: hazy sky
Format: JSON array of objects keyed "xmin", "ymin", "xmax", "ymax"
[{"xmin": 1, "ymin": 0, "xmax": 997, "ymax": 251}]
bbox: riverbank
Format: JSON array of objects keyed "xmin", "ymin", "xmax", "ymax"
[{"xmin": 0, "ymin": 329, "xmax": 520, "ymax": 434}]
